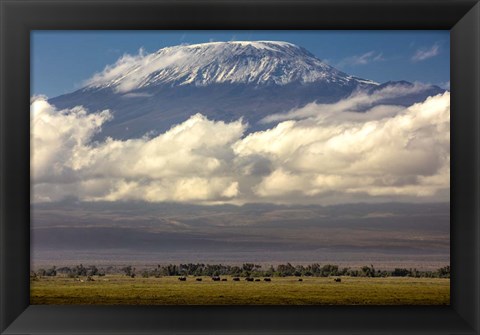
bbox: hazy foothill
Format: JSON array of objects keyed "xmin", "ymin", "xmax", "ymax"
[{"xmin": 31, "ymin": 36, "xmax": 450, "ymax": 304}]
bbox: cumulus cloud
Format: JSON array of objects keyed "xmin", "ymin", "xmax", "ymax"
[
  {"xmin": 31, "ymin": 91, "xmax": 450, "ymax": 205},
  {"xmin": 31, "ymin": 98, "xmax": 112, "ymax": 185},
  {"xmin": 412, "ymin": 44, "xmax": 440, "ymax": 62},
  {"xmin": 238, "ymin": 92, "xmax": 450, "ymax": 202},
  {"xmin": 31, "ymin": 98, "xmax": 244, "ymax": 203}
]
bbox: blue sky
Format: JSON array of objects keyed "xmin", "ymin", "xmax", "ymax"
[{"xmin": 31, "ymin": 30, "xmax": 449, "ymax": 98}]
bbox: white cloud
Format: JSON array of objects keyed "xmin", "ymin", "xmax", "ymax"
[
  {"xmin": 337, "ymin": 51, "xmax": 385, "ymax": 67},
  {"xmin": 31, "ymin": 91, "xmax": 450, "ymax": 205},
  {"xmin": 412, "ymin": 44, "xmax": 440, "ymax": 62},
  {"xmin": 121, "ymin": 92, "xmax": 153, "ymax": 98},
  {"xmin": 261, "ymin": 81, "xmax": 435, "ymax": 123},
  {"xmin": 86, "ymin": 48, "xmax": 188, "ymax": 93},
  {"xmin": 439, "ymin": 81, "xmax": 450, "ymax": 90}
]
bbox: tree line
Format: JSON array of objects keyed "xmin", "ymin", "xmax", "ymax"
[{"xmin": 31, "ymin": 263, "xmax": 450, "ymax": 279}]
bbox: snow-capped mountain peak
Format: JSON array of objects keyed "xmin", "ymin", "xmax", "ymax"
[
  {"xmin": 50, "ymin": 41, "xmax": 442, "ymax": 141},
  {"xmin": 85, "ymin": 41, "xmax": 377, "ymax": 93}
]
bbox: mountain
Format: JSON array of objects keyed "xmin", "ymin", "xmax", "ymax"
[
  {"xmin": 48, "ymin": 41, "xmax": 444, "ymax": 140},
  {"xmin": 86, "ymin": 41, "xmax": 378, "ymax": 89}
]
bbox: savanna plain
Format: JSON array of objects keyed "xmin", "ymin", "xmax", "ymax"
[{"xmin": 31, "ymin": 275, "xmax": 449, "ymax": 305}]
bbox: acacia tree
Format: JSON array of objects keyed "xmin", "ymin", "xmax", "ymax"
[
  {"xmin": 437, "ymin": 265, "xmax": 450, "ymax": 278},
  {"xmin": 122, "ymin": 266, "xmax": 133, "ymax": 276}
]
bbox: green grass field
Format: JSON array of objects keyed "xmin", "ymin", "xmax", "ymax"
[{"xmin": 30, "ymin": 275, "xmax": 450, "ymax": 305}]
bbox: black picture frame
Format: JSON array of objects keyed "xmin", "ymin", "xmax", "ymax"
[{"xmin": 1, "ymin": 0, "xmax": 479, "ymax": 334}]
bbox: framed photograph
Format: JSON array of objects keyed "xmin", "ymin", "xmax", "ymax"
[{"xmin": 1, "ymin": 0, "xmax": 479, "ymax": 334}]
